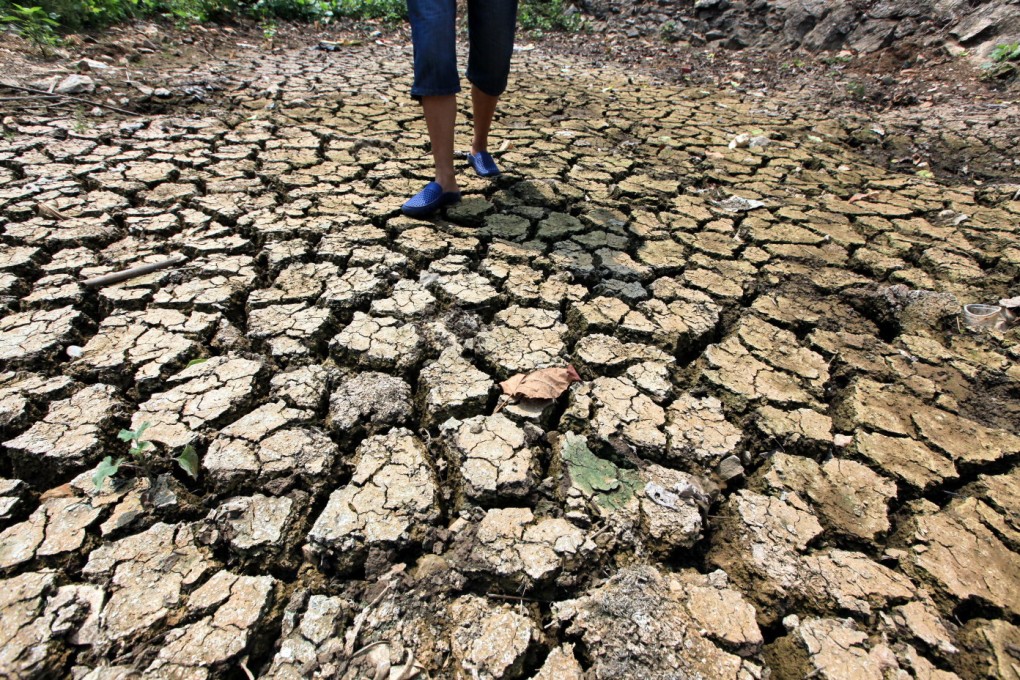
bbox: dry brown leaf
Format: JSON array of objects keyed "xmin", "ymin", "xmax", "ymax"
[
  {"xmin": 848, "ymin": 191, "xmax": 877, "ymax": 204},
  {"xmin": 499, "ymin": 365, "xmax": 581, "ymax": 401}
]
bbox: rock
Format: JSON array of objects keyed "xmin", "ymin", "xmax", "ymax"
[
  {"xmin": 55, "ymin": 75, "xmax": 95, "ymax": 94},
  {"xmin": 717, "ymin": 455, "xmax": 745, "ymax": 482},
  {"xmin": 306, "ymin": 429, "xmax": 439, "ymax": 573}
]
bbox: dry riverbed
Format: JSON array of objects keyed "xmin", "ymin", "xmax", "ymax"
[{"xmin": 1, "ymin": 20, "xmax": 1019, "ymax": 680}]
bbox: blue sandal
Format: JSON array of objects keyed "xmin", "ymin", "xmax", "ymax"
[
  {"xmin": 401, "ymin": 181, "xmax": 462, "ymax": 218},
  {"xmin": 466, "ymin": 150, "xmax": 501, "ymax": 177}
]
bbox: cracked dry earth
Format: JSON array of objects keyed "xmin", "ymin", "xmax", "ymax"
[{"xmin": 1, "ymin": 36, "xmax": 1020, "ymax": 680}]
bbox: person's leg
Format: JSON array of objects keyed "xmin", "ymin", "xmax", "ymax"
[
  {"xmin": 423, "ymin": 95, "xmax": 458, "ymax": 192},
  {"xmin": 466, "ymin": 0, "xmax": 518, "ymax": 171},
  {"xmin": 470, "ymin": 85, "xmax": 499, "ymax": 156},
  {"xmin": 407, "ymin": 0, "xmax": 461, "ymax": 194}
]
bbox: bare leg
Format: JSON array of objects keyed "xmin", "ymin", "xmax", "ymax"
[
  {"xmin": 470, "ymin": 85, "xmax": 500, "ymax": 155},
  {"xmin": 422, "ymin": 94, "xmax": 459, "ymax": 193}
]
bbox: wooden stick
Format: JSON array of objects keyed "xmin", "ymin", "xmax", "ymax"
[
  {"xmin": 82, "ymin": 255, "xmax": 187, "ymax": 288},
  {"xmin": 0, "ymin": 82, "xmax": 138, "ymax": 116}
]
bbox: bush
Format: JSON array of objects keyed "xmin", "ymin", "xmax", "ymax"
[
  {"xmin": 0, "ymin": 0, "xmax": 582, "ymax": 34},
  {"xmin": 0, "ymin": 2, "xmax": 60, "ymax": 50},
  {"xmin": 519, "ymin": 0, "xmax": 582, "ymax": 32}
]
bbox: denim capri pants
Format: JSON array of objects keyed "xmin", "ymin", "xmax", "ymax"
[{"xmin": 407, "ymin": 0, "xmax": 519, "ymax": 99}]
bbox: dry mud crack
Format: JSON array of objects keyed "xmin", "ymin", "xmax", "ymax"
[{"xmin": 1, "ymin": 36, "xmax": 1020, "ymax": 680}]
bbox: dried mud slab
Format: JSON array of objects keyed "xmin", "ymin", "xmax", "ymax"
[
  {"xmin": 306, "ymin": 428, "xmax": 439, "ymax": 573},
  {"xmin": 326, "ymin": 371, "xmax": 412, "ymax": 439},
  {"xmin": 475, "ymin": 306, "xmax": 568, "ymax": 377},
  {"xmin": 81, "ymin": 522, "xmax": 215, "ymax": 646},
  {"xmin": 0, "ymin": 306, "xmax": 85, "ymax": 367},
  {"xmin": 553, "ymin": 565, "xmax": 763, "ymax": 678},
  {"xmin": 0, "ymin": 28, "xmax": 1019, "ymax": 679},
  {"xmin": 441, "ymin": 414, "xmax": 540, "ymax": 505},
  {"xmin": 4, "ymin": 384, "xmax": 127, "ymax": 484},
  {"xmin": 131, "ymin": 355, "xmax": 265, "ymax": 449}
]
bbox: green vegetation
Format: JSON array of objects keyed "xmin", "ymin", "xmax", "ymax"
[
  {"xmin": 846, "ymin": 80, "xmax": 867, "ymax": 99},
  {"xmin": 981, "ymin": 42, "xmax": 1020, "ymax": 81},
  {"xmin": 0, "ymin": 3, "xmax": 60, "ymax": 52},
  {"xmin": 1, "ymin": 0, "xmax": 581, "ymax": 34},
  {"xmin": 519, "ymin": 0, "xmax": 583, "ymax": 33},
  {"xmin": 92, "ymin": 421, "xmax": 200, "ymax": 491},
  {"xmin": 989, "ymin": 42, "xmax": 1020, "ymax": 63}
]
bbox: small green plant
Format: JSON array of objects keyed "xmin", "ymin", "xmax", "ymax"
[
  {"xmin": 821, "ymin": 54, "xmax": 853, "ymax": 66},
  {"xmin": 660, "ymin": 20, "xmax": 680, "ymax": 43},
  {"xmin": 72, "ymin": 105, "xmax": 89, "ymax": 134},
  {"xmin": 981, "ymin": 42, "xmax": 1020, "ymax": 80},
  {"xmin": 93, "ymin": 421, "xmax": 200, "ymax": 490},
  {"xmin": 260, "ymin": 18, "xmax": 277, "ymax": 41},
  {"xmin": 846, "ymin": 81, "xmax": 867, "ymax": 99},
  {"xmin": 989, "ymin": 42, "xmax": 1020, "ymax": 63},
  {"xmin": 0, "ymin": 4, "xmax": 60, "ymax": 53}
]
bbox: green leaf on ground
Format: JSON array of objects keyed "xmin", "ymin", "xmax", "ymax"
[
  {"xmin": 185, "ymin": 357, "xmax": 208, "ymax": 368},
  {"xmin": 176, "ymin": 444, "xmax": 200, "ymax": 479},
  {"xmin": 93, "ymin": 456, "xmax": 124, "ymax": 489}
]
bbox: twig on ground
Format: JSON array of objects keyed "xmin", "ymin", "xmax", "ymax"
[
  {"xmin": 82, "ymin": 255, "xmax": 188, "ymax": 288},
  {"xmin": 485, "ymin": 592, "xmax": 550, "ymax": 603},
  {"xmin": 239, "ymin": 657, "xmax": 255, "ymax": 680},
  {"xmin": 344, "ymin": 582, "xmax": 393, "ymax": 657},
  {"xmin": 0, "ymin": 82, "xmax": 138, "ymax": 116}
]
